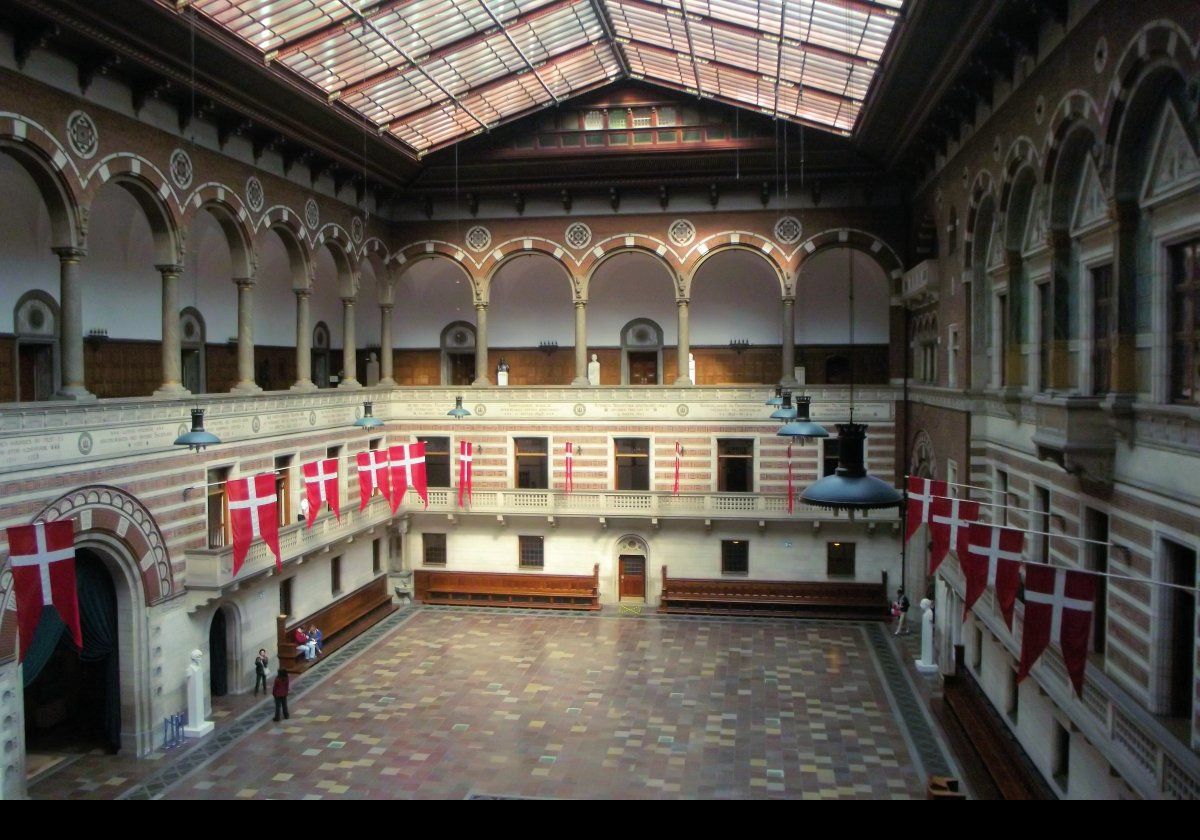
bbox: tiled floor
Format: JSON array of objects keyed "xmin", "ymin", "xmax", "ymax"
[{"xmin": 26, "ymin": 607, "xmax": 956, "ymax": 799}]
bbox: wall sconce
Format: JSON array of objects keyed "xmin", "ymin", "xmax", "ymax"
[
  {"xmin": 728, "ymin": 339, "xmax": 750, "ymax": 354},
  {"xmin": 85, "ymin": 328, "xmax": 109, "ymax": 342},
  {"xmin": 538, "ymin": 340, "xmax": 559, "ymax": 354}
]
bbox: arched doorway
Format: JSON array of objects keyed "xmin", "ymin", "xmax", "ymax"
[
  {"xmin": 615, "ymin": 534, "xmax": 649, "ymax": 603},
  {"xmin": 620, "ymin": 319, "xmax": 663, "ymax": 385},
  {"xmin": 441, "ymin": 321, "xmax": 477, "ymax": 386},
  {"xmin": 12, "ymin": 291, "xmax": 59, "ymax": 401},
  {"xmin": 312, "ymin": 321, "xmax": 332, "ymax": 388},
  {"xmin": 208, "ymin": 608, "xmax": 228, "ymax": 698},
  {"xmin": 21, "ymin": 549, "xmax": 121, "ymax": 754},
  {"xmin": 180, "ymin": 307, "xmax": 206, "ymax": 394}
]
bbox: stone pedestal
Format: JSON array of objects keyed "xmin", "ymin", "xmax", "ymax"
[
  {"xmin": 183, "ymin": 651, "xmax": 214, "ymax": 738},
  {"xmin": 915, "ymin": 598, "xmax": 938, "ymax": 673}
]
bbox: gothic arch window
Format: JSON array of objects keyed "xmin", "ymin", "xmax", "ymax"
[
  {"xmin": 909, "ymin": 430, "xmax": 935, "ymax": 479},
  {"xmin": 440, "ymin": 321, "xmax": 477, "ymax": 387},
  {"xmin": 312, "ymin": 321, "xmax": 332, "ymax": 388},
  {"xmin": 12, "ymin": 290, "xmax": 59, "ymax": 401},
  {"xmin": 620, "ymin": 318, "xmax": 663, "ymax": 385},
  {"xmin": 179, "ymin": 306, "xmax": 206, "ymax": 394}
]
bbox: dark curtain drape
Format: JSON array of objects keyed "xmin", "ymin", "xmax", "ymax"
[
  {"xmin": 75, "ymin": 554, "xmax": 120, "ymax": 752},
  {"xmin": 209, "ymin": 611, "xmax": 228, "ymax": 697},
  {"xmin": 21, "ymin": 609, "xmax": 66, "ymax": 687}
]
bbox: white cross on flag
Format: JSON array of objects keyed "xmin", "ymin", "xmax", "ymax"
[
  {"xmin": 356, "ymin": 450, "xmax": 391, "ymax": 511},
  {"xmin": 458, "ymin": 440, "xmax": 473, "ymax": 508},
  {"xmin": 962, "ymin": 523, "xmax": 1023, "ymax": 627},
  {"xmin": 6, "ymin": 521, "xmax": 82, "ymax": 663},
  {"xmin": 388, "ymin": 441, "xmax": 428, "ymax": 512},
  {"xmin": 302, "ymin": 458, "xmax": 341, "ymax": 529},
  {"xmin": 929, "ymin": 496, "xmax": 980, "ymax": 573},
  {"xmin": 564, "ymin": 442, "xmax": 574, "ymax": 495},
  {"xmin": 1018, "ymin": 564, "xmax": 1097, "ymax": 695},
  {"xmin": 227, "ymin": 473, "xmax": 282, "ymax": 576},
  {"xmin": 905, "ymin": 476, "xmax": 948, "ymax": 543}
]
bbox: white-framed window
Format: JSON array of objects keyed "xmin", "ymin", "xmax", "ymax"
[
  {"xmin": 715, "ymin": 437, "xmax": 756, "ymax": 492},
  {"xmin": 947, "ymin": 324, "xmax": 960, "ymax": 388},
  {"xmin": 946, "ymin": 459, "xmax": 959, "ymax": 499}
]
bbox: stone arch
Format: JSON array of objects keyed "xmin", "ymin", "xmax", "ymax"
[
  {"xmin": 1049, "ymin": 122, "xmax": 1100, "ymax": 230},
  {"xmin": 1108, "ymin": 62, "xmax": 1191, "ymax": 202},
  {"xmin": 0, "ymin": 114, "xmax": 84, "ymax": 248},
  {"xmin": 581, "ymin": 236, "xmax": 683, "ymax": 298},
  {"xmin": 86, "ymin": 160, "xmax": 183, "ymax": 266},
  {"xmin": 1042, "ymin": 91, "xmax": 1100, "ymax": 186},
  {"xmin": 181, "ymin": 185, "xmax": 255, "ymax": 279},
  {"xmin": 205, "ymin": 599, "xmax": 245, "ymax": 696},
  {"xmin": 391, "ymin": 241, "xmax": 481, "ymax": 301},
  {"xmin": 999, "ymin": 137, "xmax": 1041, "ymax": 214},
  {"xmin": 315, "ymin": 235, "xmax": 358, "ymax": 299},
  {"xmin": 794, "ymin": 228, "xmax": 905, "ymax": 295},
  {"xmin": 258, "ymin": 208, "xmax": 312, "ymax": 291},
  {"xmin": 682, "ymin": 235, "xmax": 789, "ymax": 297},
  {"xmin": 1003, "ymin": 164, "xmax": 1039, "ymax": 251},
  {"xmin": 612, "ymin": 533, "xmax": 651, "ymax": 604},
  {"xmin": 963, "ymin": 170, "xmax": 997, "ymax": 271},
  {"xmin": 480, "ymin": 237, "xmax": 576, "ymax": 300}
]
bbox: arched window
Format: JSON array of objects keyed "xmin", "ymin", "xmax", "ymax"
[
  {"xmin": 620, "ymin": 318, "xmax": 663, "ymax": 385},
  {"xmin": 440, "ymin": 321, "xmax": 477, "ymax": 387}
]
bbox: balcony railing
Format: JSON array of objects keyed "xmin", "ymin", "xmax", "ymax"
[{"xmin": 902, "ymin": 259, "xmax": 939, "ymax": 306}]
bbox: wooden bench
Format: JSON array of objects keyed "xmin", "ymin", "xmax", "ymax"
[
  {"xmin": 276, "ymin": 576, "xmax": 398, "ymax": 675},
  {"xmin": 414, "ymin": 565, "xmax": 600, "ymax": 611},
  {"xmin": 942, "ymin": 651, "xmax": 1052, "ymax": 800},
  {"xmin": 659, "ymin": 566, "xmax": 888, "ymax": 621}
]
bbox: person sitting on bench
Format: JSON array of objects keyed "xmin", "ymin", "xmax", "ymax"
[
  {"xmin": 308, "ymin": 624, "xmax": 323, "ymax": 655},
  {"xmin": 294, "ymin": 627, "xmax": 317, "ymax": 660}
]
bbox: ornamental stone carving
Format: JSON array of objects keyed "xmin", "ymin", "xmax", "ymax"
[
  {"xmin": 66, "ymin": 110, "xmax": 99, "ymax": 159},
  {"xmin": 245, "ymin": 176, "xmax": 264, "ymax": 212},
  {"xmin": 773, "ymin": 216, "xmax": 802, "ymax": 245},
  {"xmin": 565, "ymin": 222, "xmax": 592, "ymax": 250},
  {"xmin": 465, "ymin": 225, "xmax": 491, "ymax": 252},
  {"xmin": 668, "ymin": 218, "xmax": 696, "ymax": 246},
  {"xmin": 305, "ymin": 198, "xmax": 320, "ymax": 230}
]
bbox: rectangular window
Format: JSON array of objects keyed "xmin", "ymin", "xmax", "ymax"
[
  {"xmin": 998, "ymin": 292, "xmax": 1008, "ymax": 386},
  {"xmin": 996, "ymin": 470, "xmax": 1009, "ymax": 526},
  {"xmin": 583, "ymin": 110, "xmax": 603, "ymax": 130},
  {"xmin": 1053, "ymin": 721, "xmax": 1070, "ymax": 789},
  {"xmin": 274, "ymin": 455, "xmax": 292, "ymax": 527},
  {"xmin": 519, "ymin": 535, "xmax": 544, "ymax": 569},
  {"xmin": 514, "ymin": 438, "xmax": 549, "ymax": 489},
  {"xmin": 607, "ymin": 109, "xmax": 627, "ymax": 129},
  {"xmin": 721, "ymin": 540, "xmax": 749, "ymax": 575},
  {"xmin": 1007, "ymin": 667, "xmax": 1020, "ymax": 724},
  {"xmin": 972, "ymin": 626, "xmax": 983, "ymax": 672},
  {"xmin": 631, "ymin": 108, "xmax": 652, "ymax": 128},
  {"xmin": 1169, "ymin": 240, "xmax": 1200, "ymax": 404},
  {"xmin": 1039, "ymin": 282, "xmax": 1052, "ymax": 391},
  {"xmin": 656, "ymin": 106, "xmax": 677, "ymax": 126},
  {"xmin": 369, "ymin": 437, "xmax": 382, "ymax": 451},
  {"xmin": 419, "ymin": 436, "xmax": 451, "ymax": 488},
  {"xmin": 947, "ymin": 460, "xmax": 959, "ymax": 499},
  {"xmin": 717, "ymin": 439, "xmax": 755, "ymax": 492},
  {"xmin": 1162, "ymin": 538, "xmax": 1196, "ymax": 719},
  {"xmin": 614, "ymin": 438, "xmax": 650, "ymax": 491},
  {"xmin": 948, "ymin": 324, "xmax": 960, "ymax": 389},
  {"xmin": 422, "ymin": 533, "xmax": 446, "ymax": 566},
  {"xmin": 1035, "ymin": 486, "xmax": 1051, "ymax": 563},
  {"xmin": 826, "ymin": 542, "xmax": 856, "ymax": 577},
  {"xmin": 1085, "ymin": 509, "xmax": 1108, "ymax": 656},
  {"xmin": 331, "ymin": 555, "xmax": 341, "ymax": 595},
  {"xmin": 207, "ymin": 467, "xmax": 230, "ymax": 549},
  {"xmin": 1092, "ymin": 263, "xmax": 1113, "ymax": 395},
  {"xmin": 279, "ymin": 577, "xmax": 293, "ymax": 618},
  {"xmin": 822, "ymin": 436, "xmax": 840, "ymax": 478},
  {"xmin": 372, "ymin": 537, "xmax": 382, "ymax": 576},
  {"xmin": 633, "ymin": 131, "xmax": 653, "ymax": 144}
]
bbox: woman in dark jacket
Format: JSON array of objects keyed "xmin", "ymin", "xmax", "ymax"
[
  {"xmin": 272, "ymin": 668, "xmax": 291, "ymax": 721},
  {"xmin": 254, "ymin": 649, "xmax": 270, "ymax": 695}
]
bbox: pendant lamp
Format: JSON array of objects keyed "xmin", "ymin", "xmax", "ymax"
[
  {"xmin": 354, "ymin": 401, "xmax": 383, "ymax": 428},
  {"xmin": 769, "ymin": 389, "xmax": 798, "ymax": 420},
  {"xmin": 446, "ymin": 395, "xmax": 471, "ymax": 419},
  {"xmin": 776, "ymin": 394, "xmax": 828, "ymax": 442},
  {"xmin": 174, "ymin": 408, "xmax": 220, "ymax": 452}
]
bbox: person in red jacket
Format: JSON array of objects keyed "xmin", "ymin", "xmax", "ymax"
[
  {"xmin": 293, "ymin": 626, "xmax": 316, "ymax": 660},
  {"xmin": 272, "ymin": 668, "xmax": 290, "ymax": 722}
]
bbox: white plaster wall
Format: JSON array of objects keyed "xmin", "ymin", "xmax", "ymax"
[
  {"xmin": 588, "ymin": 252, "xmax": 679, "ymax": 345},
  {"xmin": 355, "ymin": 259, "xmax": 382, "ymax": 346},
  {"xmin": 795, "ymin": 248, "xmax": 890, "ymax": 344},
  {"xmin": 311, "ymin": 244, "xmax": 344, "ymax": 349},
  {"xmin": 410, "ymin": 518, "xmax": 899, "ymax": 606},
  {"xmin": 253, "ymin": 229, "xmax": 298, "ymax": 347},
  {"xmin": 488, "ymin": 254, "xmax": 575, "ymax": 347},
  {"xmin": 690, "ymin": 249, "xmax": 781, "ymax": 345},
  {"xmin": 80, "ymin": 185, "xmax": 161, "ymax": 340},
  {"xmin": 183, "ymin": 211, "xmax": 237, "ymax": 344},
  {"xmin": 0, "ymin": 155, "xmax": 62, "ymax": 332},
  {"xmin": 393, "ymin": 258, "xmax": 476, "ymax": 348}
]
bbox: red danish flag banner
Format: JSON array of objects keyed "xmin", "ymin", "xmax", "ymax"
[
  {"xmin": 564, "ymin": 442, "xmax": 574, "ymax": 494},
  {"xmin": 929, "ymin": 495, "xmax": 980, "ymax": 573},
  {"xmin": 905, "ymin": 476, "xmax": 948, "ymax": 543},
  {"xmin": 962, "ymin": 523, "xmax": 1024, "ymax": 627},
  {"xmin": 389, "ymin": 441, "xmax": 428, "ymax": 512},
  {"xmin": 356, "ymin": 450, "xmax": 391, "ymax": 511},
  {"xmin": 6, "ymin": 521, "xmax": 82, "ymax": 663},
  {"xmin": 227, "ymin": 473, "xmax": 282, "ymax": 576},
  {"xmin": 673, "ymin": 441, "xmax": 682, "ymax": 495},
  {"xmin": 1018, "ymin": 564, "xmax": 1097, "ymax": 695},
  {"xmin": 302, "ymin": 458, "xmax": 341, "ymax": 529},
  {"xmin": 786, "ymin": 441, "xmax": 795, "ymax": 514},
  {"xmin": 457, "ymin": 440, "xmax": 473, "ymax": 507}
]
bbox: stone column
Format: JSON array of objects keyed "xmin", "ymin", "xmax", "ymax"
[
  {"xmin": 154, "ymin": 263, "xmax": 188, "ymax": 397},
  {"xmin": 1109, "ymin": 200, "xmax": 1139, "ymax": 396},
  {"xmin": 231, "ymin": 278, "xmax": 261, "ymax": 393},
  {"xmin": 52, "ymin": 247, "xmax": 94, "ymax": 400},
  {"xmin": 674, "ymin": 298, "xmax": 692, "ymax": 386},
  {"xmin": 339, "ymin": 297, "xmax": 361, "ymax": 389},
  {"xmin": 473, "ymin": 302, "xmax": 491, "ymax": 386},
  {"xmin": 780, "ymin": 296, "xmax": 797, "ymax": 386},
  {"xmin": 1004, "ymin": 251, "xmax": 1025, "ymax": 391},
  {"xmin": 572, "ymin": 300, "xmax": 588, "ymax": 386},
  {"xmin": 291, "ymin": 289, "xmax": 315, "ymax": 391},
  {"xmin": 379, "ymin": 303, "xmax": 396, "ymax": 386}
]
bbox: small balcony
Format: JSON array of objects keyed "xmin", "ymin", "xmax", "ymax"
[
  {"xmin": 902, "ymin": 259, "xmax": 940, "ymax": 307},
  {"xmin": 1031, "ymin": 395, "xmax": 1115, "ymax": 493}
]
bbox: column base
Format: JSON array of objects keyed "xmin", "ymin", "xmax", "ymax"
[
  {"xmin": 672, "ymin": 376, "xmax": 694, "ymax": 386},
  {"xmin": 377, "ymin": 377, "xmax": 398, "ymax": 388},
  {"xmin": 289, "ymin": 380, "xmax": 318, "ymax": 392},
  {"xmin": 915, "ymin": 660, "xmax": 939, "ymax": 674},
  {"xmin": 230, "ymin": 381, "xmax": 263, "ymax": 395},
  {"xmin": 53, "ymin": 385, "xmax": 97, "ymax": 401},
  {"xmin": 472, "ymin": 377, "xmax": 492, "ymax": 387},
  {"xmin": 153, "ymin": 383, "xmax": 192, "ymax": 398},
  {"xmin": 337, "ymin": 379, "xmax": 363, "ymax": 390},
  {"xmin": 779, "ymin": 376, "xmax": 798, "ymax": 388},
  {"xmin": 183, "ymin": 720, "xmax": 215, "ymax": 739},
  {"xmin": 570, "ymin": 376, "xmax": 590, "ymax": 387}
]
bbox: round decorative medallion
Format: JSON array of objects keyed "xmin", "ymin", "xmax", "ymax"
[
  {"xmin": 305, "ymin": 198, "xmax": 320, "ymax": 230},
  {"xmin": 565, "ymin": 222, "xmax": 592, "ymax": 250},
  {"xmin": 676, "ymin": 404, "xmax": 690, "ymax": 417},
  {"xmin": 169, "ymin": 148, "xmax": 193, "ymax": 190},
  {"xmin": 773, "ymin": 215, "xmax": 802, "ymax": 244},
  {"xmin": 77, "ymin": 431, "xmax": 93, "ymax": 455},
  {"xmin": 1034, "ymin": 95, "xmax": 1046, "ymax": 125},
  {"xmin": 245, "ymin": 176, "xmax": 264, "ymax": 212},
  {"xmin": 474, "ymin": 404, "xmax": 487, "ymax": 417},
  {"xmin": 452, "ymin": 329, "xmax": 469, "ymax": 346},
  {"xmin": 177, "ymin": 423, "xmax": 188, "ymax": 439},
  {"xmin": 668, "ymin": 218, "xmax": 696, "ymax": 246},
  {"xmin": 573, "ymin": 403, "xmax": 586, "ymax": 417},
  {"xmin": 28, "ymin": 307, "xmax": 45, "ymax": 330},
  {"xmin": 308, "ymin": 410, "xmax": 317, "ymax": 426},
  {"xmin": 183, "ymin": 319, "xmax": 196, "ymax": 340},
  {"xmin": 351, "ymin": 215, "xmax": 364, "ymax": 244},
  {"xmin": 1093, "ymin": 36, "xmax": 1108, "ymax": 74},
  {"xmin": 66, "ymin": 110, "xmax": 99, "ymax": 159},
  {"xmin": 251, "ymin": 416, "xmax": 261, "ymax": 433},
  {"xmin": 464, "ymin": 225, "xmax": 491, "ymax": 253}
]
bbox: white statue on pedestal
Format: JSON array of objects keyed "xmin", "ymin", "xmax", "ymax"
[
  {"xmin": 183, "ymin": 648, "xmax": 215, "ymax": 738},
  {"xmin": 915, "ymin": 597, "xmax": 938, "ymax": 673},
  {"xmin": 587, "ymin": 353, "xmax": 600, "ymax": 386},
  {"xmin": 688, "ymin": 352, "xmax": 696, "ymax": 384}
]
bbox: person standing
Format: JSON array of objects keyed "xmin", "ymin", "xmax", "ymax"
[
  {"xmin": 298, "ymin": 494, "xmax": 309, "ymax": 522},
  {"xmin": 254, "ymin": 649, "xmax": 270, "ymax": 695},
  {"xmin": 272, "ymin": 668, "xmax": 291, "ymax": 721},
  {"xmin": 893, "ymin": 587, "xmax": 911, "ymax": 636}
]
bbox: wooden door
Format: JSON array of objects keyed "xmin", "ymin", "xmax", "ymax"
[
  {"xmin": 628, "ymin": 351, "xmax": 658, "ymax": 385},
  {"xmin": 619, "ymin": 555, "xmax": 645, "ymax": 599},
  {"xmin": 18, "ymin": 343, "xmax": 52, "ymax": 401},
  {"xmin": 182, "ymin": 348, "xmax": 202, "ymax": 393},
  {"xmin": 450, "ymin": 352, "xmax": 475, "ymax": 386}
]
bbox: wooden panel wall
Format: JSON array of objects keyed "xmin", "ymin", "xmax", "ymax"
[
  {"xmin": 0, "ymin": 336, "xmax": 15, "ymax": 402},
  {"xmin": 83, "ymin": 339, "xmax": 160, "ymax": 399}
]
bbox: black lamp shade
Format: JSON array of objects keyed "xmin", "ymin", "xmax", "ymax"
[
  {"xmin": 776, "ymin": 395, "xmax": 829, "ymax": 440},
  {"xmin": 801, "ymin": 423, "xmax": 901, "ymax": 511},
  {"xmin": 769, "ymin": 390, "xmax": 797, "ymax": 421},
  {"xmin": 765, "ymin": 386, "xmax": 784, "ymax": 407},
  {"xmin": 174, "ymin": 408, "xmax": 220, "ymax": 452},
  {"xmin": 447, "ymin": 396, "xmax": 471, "ymax": 418}
]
